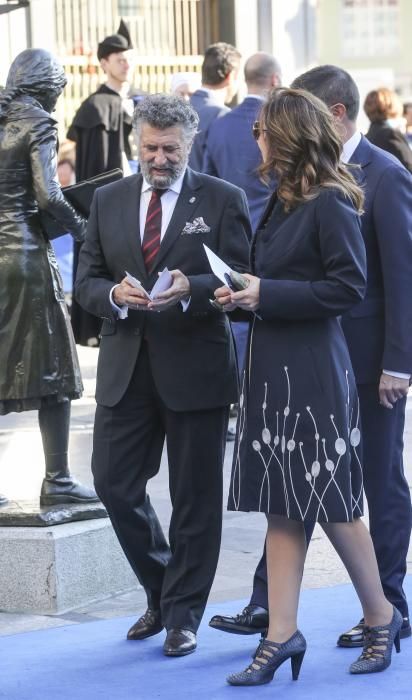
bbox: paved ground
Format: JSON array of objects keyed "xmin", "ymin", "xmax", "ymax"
[{"xmin": 1, "ymin": 346, "xmax": 411, "ymax": 637}]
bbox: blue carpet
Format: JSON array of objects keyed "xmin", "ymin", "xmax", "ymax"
[{"xmin": 1, "ymin": 579, "xmax": 411, "ymax": 700}]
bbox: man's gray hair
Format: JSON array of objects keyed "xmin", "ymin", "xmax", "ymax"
[{"xmin": 133, "ymin": 93, "xmax": 199, "ymax": 144}]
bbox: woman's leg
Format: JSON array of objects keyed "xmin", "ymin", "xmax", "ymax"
[
  {"xmin": 266, "ymin": 514, "xmax": 307, "ymax": 642},
  {"xmin": 321, "ymin": 518, "xmax": 393, "ymax": 626}
]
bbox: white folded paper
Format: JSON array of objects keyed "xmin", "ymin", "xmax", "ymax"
[
  {"xmin": 125, "ymin": 268, "xmax": 173, "ymax": 300},
  {"xmin": 203, "ymin": 244, "xmax": 261, "ymax": 320},
  {"xmin": 203, "ymin": 244, "xmax": 234, "ymax": 285}
]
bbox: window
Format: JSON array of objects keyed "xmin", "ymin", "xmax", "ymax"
[{"xmin": 341, "ymin": 0, "xmax": 400, "ymax": 57}]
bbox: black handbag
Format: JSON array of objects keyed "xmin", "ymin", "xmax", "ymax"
[{"xmin": 62, "ymin": 168, "xmax": 123, "ymax": 217}]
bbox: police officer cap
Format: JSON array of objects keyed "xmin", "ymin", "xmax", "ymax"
[{"xmin": 97, "ymin": 19, "xmax": 132, "ymax": 61}]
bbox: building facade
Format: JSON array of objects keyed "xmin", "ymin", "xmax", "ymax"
[{"xmin": 1, "ymin": 0, "xmax": 411, "ymax": 138}]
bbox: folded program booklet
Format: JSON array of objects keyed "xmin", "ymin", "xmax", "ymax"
[
  {"xmin": 63, "ymin": 168, "xmax": 123, "ymax": 217},
  {"xmin": 125, "ymin": 268, "xmax": 173, "ymax": 300}
]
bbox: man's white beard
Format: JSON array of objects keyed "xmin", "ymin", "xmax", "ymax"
[{"xmin": 140, "ymin": 158, "xmax": 188, "ymax": 189}]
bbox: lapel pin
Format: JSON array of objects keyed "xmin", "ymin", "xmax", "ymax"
[{"xmin": 189, "ymin": 196, "xmax": 196, "ymax": 203}]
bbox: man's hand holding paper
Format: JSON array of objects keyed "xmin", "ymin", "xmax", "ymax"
[
  {"xmin": 115, "ymin": 267, "xmax": 185, "ymax": 312},
  {"xmin": 113, "ymin": 275, "xmax": 150, "ymax": 310},
  {"xmin": 148, "ymin": 269, "xmax": 191, "ymax": 312}
]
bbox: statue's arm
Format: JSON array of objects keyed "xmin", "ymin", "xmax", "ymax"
[{"xmin": 29, "ymin": 117, "xmax": 86, "ymax": 242}]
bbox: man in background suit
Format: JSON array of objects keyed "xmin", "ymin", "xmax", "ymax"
[
  {"xmin": 75, "ymin": 95, "xmax": 251, "ymax": 657},
  {"xmin": 204, "ymin": 52, "xmax": 281, "ymax": 232},
  {"xmin": 210, "ymin": 65, "xmax": 412, "ymax": 645},
  {"xmin": 203, "ymin": 52, "xmax": 281, "ymax": 385},
  {"xmin": 189, "ymin": 42, "xmax": 241, "ymax": 172}
]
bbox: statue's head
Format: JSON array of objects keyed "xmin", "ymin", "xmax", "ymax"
[{"xmin": 5, "ymin": 48, "xmax": 67, "ymax": 113}]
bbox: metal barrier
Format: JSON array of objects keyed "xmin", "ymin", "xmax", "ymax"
[
  {"xmin": 53, "ymin": 0, "xmax": 209, "ymax": 139},
  {"xmin": 56, "ymin": 53, "xmax": 203, "ymax": 140}
]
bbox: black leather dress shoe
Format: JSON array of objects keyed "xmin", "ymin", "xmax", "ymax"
[
  {"xmin": 337, "ymin": 616, "xmax": 411, "ymax": 647},
  {"xmin": 209, "ymin": 604, "xmax": 269, "ymax": 635},
  {"xmin": 163, "ymin": 628, "xmax": 197, "ymax": 656},
  {"xmin": 127, "ymin": 608, "xmax": 163, "ymax": 640}
]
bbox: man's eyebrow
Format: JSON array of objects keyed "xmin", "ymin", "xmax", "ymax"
[{"xmin": 143, "ymin": 142, "xmax": 180, "ymax": 148}]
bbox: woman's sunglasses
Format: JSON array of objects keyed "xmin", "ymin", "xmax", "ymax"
[{"xmin": 252, "ymin": 120, "xmax": 267, "ymax": 141}]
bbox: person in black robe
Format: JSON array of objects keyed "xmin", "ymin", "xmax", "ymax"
[{"xmin": 67, "ymin": 20, "xmax": 140, "ymax": 346}]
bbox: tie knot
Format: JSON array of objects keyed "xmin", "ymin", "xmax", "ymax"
[{"xmin": 152, "ymin": 187, "xmax": 167, "ymax": 199}]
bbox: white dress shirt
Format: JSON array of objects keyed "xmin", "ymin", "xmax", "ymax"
[
  {"xmin": 110, "ymin": 170, "xmax": 188, "ymax": 317},
  {"xmin": 341, "ymin": 131, "xmax": 410, "ymax": 381},
  {"xmin": 341, "ymin": 130, "xmax": 362, "ymax": 164},
  {"xmin": 139, "ymin": 171, "xmax": 185, "ymax": 240}
]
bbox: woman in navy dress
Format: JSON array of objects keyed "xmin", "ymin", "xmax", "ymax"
[{"xmin": 215, "ymin": 88, "xmax": 402, "ymax": 685}]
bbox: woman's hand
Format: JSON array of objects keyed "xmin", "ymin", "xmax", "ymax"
[
  {"xmin": 214, "ymin": 285, "xmax": 237, "ymax": 312},
  {"xmin": 230, "ymin": 274, "xmax": 261, "ymax": 311}
]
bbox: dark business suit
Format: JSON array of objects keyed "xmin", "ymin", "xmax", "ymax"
[
  {"xmin": 203, "ymin": 96, "xmax": 271, "ymax": 372},
  {"xmin": 75, "ymin": 168, "xmax": 251, "ymax": 632},
  {"xmin": 203, "ymin": 96, "xmax": 270, "ymax": 232},
  {"xmin": 189, "ymin": 89, "xmax": 229, "ymax": 172},
  {"xmin": 366, "ymin": 121, "xmax": 412, "ymax": 173},
  {"xmin": 249, "ymin": 137, "xmax": 412, "ymax": 620}
]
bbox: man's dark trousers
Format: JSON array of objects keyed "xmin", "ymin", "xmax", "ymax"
[{"xmin": 92, "ymin": 342, "xmax": 229, "ymax": 633}]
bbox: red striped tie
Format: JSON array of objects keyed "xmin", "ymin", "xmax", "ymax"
[{"xmin": 142, "ymin": 188, "xmax": 165, "ymax": 271}]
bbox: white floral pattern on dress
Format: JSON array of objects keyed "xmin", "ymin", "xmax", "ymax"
[{"xmin": 232, "ymin": 357, "xmax": 363, "ymax": 523}]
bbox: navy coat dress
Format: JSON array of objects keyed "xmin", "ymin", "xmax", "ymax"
[{"xmin": 228, "ymin": 187, "xmax": 367, "ymax": 522}]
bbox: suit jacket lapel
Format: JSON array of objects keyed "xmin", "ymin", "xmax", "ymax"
[
  {"xmin": 120, "ymin": 174, "xmax": 147, "ymax": 280},
  {"xmin": 153, "ymin": 168, "xmax": 203, "ymax": 271},
  {"xmin": 348, "ymin": 135, "xmax": 372, "ymax": 186}
]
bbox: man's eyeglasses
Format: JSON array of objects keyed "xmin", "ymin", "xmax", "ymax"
[{"xmin": 252, "ymin": 120, "xmax": 267, "ymax": 141}]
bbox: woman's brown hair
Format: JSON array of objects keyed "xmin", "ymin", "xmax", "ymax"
[
  {"xmin": 363, "ymin": 87, "xmax": 403, "ymax": 123},
  {"xmin": 258, "ymin": 87, "xmax": 364, "ymax": 213}
]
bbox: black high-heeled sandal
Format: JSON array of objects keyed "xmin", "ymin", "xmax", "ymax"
[
  {"xmin": 227, "ymin": 630, "xmax": 307, "ymax": 686},
  {"xmin": 350, "ymin": 607, "xmax": 403, "ymax": 674}
]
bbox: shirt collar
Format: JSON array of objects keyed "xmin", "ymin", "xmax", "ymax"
[
  {"xmin": 197, "ymin": 87, "xmax": 215, "ymax": 98},
  {"xmin": 341, "ymin": 131, "xmax": 362, "ymax": 163},
  {"xmin": 195, "ymin": 87, "xmax": 225, "ymax": 105},
  {"xmin": 245, "ymin": 94, "xmax": 265, "ymax": 101},
  {"xmin": 142, "ymin": 169, "xmax": 186, "ymax": 195}
]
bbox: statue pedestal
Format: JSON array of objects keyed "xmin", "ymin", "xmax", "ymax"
[
  {"xmin": 0, "ymin": 499, "xmax": 108, "ymax": 527},
  {"xmin": 0, "ymin": 510, "xmax": 138, "ymax": 614}
]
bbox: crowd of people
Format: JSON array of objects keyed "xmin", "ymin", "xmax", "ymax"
[{"xmin": 0, "ymin": 22, "xmax": 411, "ymax": 689}]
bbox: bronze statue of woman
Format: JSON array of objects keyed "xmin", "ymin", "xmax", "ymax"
[{"xmin": 0, "ymin": 49, "xmax": 98, "ymax": 506}]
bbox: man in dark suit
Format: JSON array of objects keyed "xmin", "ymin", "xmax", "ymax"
[
  {"xmin": 204, "ymin": 51, "xmax": 281, "ymax": 232},
  {"xmin": 209, "ymin": 65, "xmax": 412, "ymax": 644},
  {"xmin": 189, "ymin": 42, "xmax": 241, "ymax": 172},
  {"xmin": 75, "ymin": 94, "xmax": 251, "ymax": 657},
  {"xmin": 203, "ymin": 52, "xmax": 281, "ymax": 405}
]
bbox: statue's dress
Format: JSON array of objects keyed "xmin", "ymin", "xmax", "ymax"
[{"xmin": 0, "ymin": 96, "xmax": 85, "ymax": 414}]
